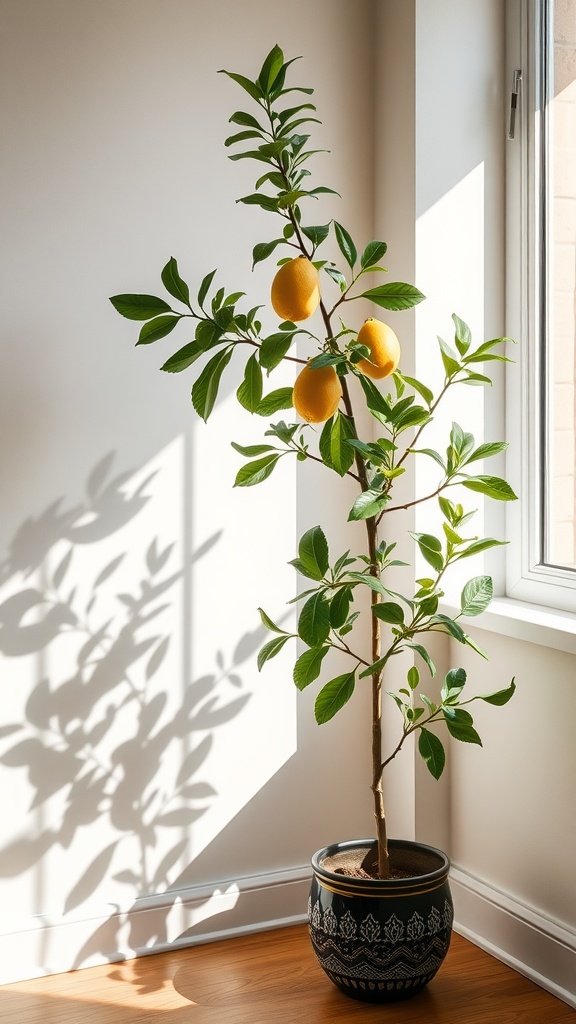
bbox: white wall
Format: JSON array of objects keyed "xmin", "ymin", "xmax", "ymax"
[{"xmin": 0, "ymin": 0, "xmax": 376, "ymax": 981}]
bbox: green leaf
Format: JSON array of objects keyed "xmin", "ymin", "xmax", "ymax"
[
  {"xmin": 400, "ymin": 374, "xmax": 434, "ymax": 407},
  {"xmin": 137, "ymin": 314, "xmax": 182, "ymax": 345},
  {"xmin": 255, "ymin": 170, "xmax": 286, "ymax": 190},
  {"xmin": 360, "ymin": 240, "xmax": 388, "ymax": 269},
  {"xmin": 359, "ymin": 282, "xmax": 425, "ymax": 311},
  {"xmin": 418, "ymin": 594, "xmax": 439, "ymax": 618},
  {"xmin": 212, "ymin": 305, "xmax": 235, "ymax": 332},
  {"xmin": 420, "ymin": 694, "xmax": 437, "ymax": 714},
  {"xmin": 276, "ymin": 189, "xmax": 309, "ymax": 209},
  {"xmin": 302, "ymin": 223, "xmax": 330, "ymax": 248},
  {"xmin": 431, "ymin": 613, "xmax": 467, "ymax": 643},
  {"xmin": 257, "ymin": 44, "xmax": 285, "ymax": 94},
  {"xmin": 462, "ymin": 476, "xmax": 518, "ymax": 501},
  {"xmin": 348, "ymin": 489, "xmax": 389, "ymax": 521},
  {"xmin": 231, "ymin": 442, "xmax": 275, "ymax": 457},
  {"xmin": 259, "ymin": 332, "xmax": 294, "ymax": 371},
  {"xmin": 334, "ymin": 222, "xmax": 357, "ymax": 269},
  {"xmin": 372, "ymin": 601, "xmax": 405, "ymax": 625},
  {"xmin": 229, "ymin": 110, "xmax": 265, "ymax": 130},
  {"xmin": 225, "ymin": 129, "xmax": 263, "ymax": 147},
  {"xmin": 191, "ymin": 346, "xmax": 233, "ymax": 421},
  {"xmin": 480, "ymin": 678, "xmax": 516, "ymax": 705},
  {"xmin": 252, "ymin": 238, "xmax": 285, "ymax": 268},
  {"xmin": 309, "ymin": 352, "xmax": 345, "ymax": 369},
  {"xmin": 257, "ymin": 633, "xmax": 292, "ymax": 671},
  {"xmin": 443, "ymin": 522, "xmax": 463, "ymax": 547},
  {"xmin": 198, "ymin": 269, "xmax": 217, "ymax": 308},
  {"xmin": 265, "ymin": 419, "xmax": 298, "ymax": 443},
  {"xmin": 298, "ymin": 591, "xmax": 330, "ymax": 647},
  {"xmin": 450, "ymin": 422, "xmax": 475, "ymax": 461},
  {"xmin": 330, "ymin": 586, "xmax": 352, "ymax": 629},
  {"xmin": 218, "ymin": 70, "xmax": 264, "ymax": 103},
  {"xmin": 411, "ymin": 447, "xmax": 446, "ymax": 469},
  {"xmin": 462, "ymin": 372, "xmax": 494, "ymax": 386},
  {"xmin": 256, "ymin": 387, "xmax": 294, "ymax": 416},
  {"xmin": 269, "ymin": 57, "xmax": 301, "ymax": 100},
  {"xmin": 345, "ymin": 573, "xmax": 387, "ymax": 598},
  {"xmin": 224, "ymin": 291, "xmax": 245, "ymax": 307},
  {"xmin": 407, "ymin": 642, "xmax": 436, "ymax": 677},
  {"xmin": 315, "ymin": 671, "xmax": 356, "ymax": 724},
  {"xmin": 393, "ymin": 405, "xmax": 431, "ymax": 433},
  {"xmin": 319, "ymin": 413, "xmax": 356, "ymax": 476},
  {"xmin": 466, "ymin": 441, "xmax": 509, "ymax": 464},
  {"xmin": 453, "ymin": 314, "xmax": 472, "ymax": 355},
  {"xmin": 460, "ymin": 575, "xmax": 493, "ymax": 616},
  {"xmin": 161, "ymin": 258, "xmax": 191, "ymax": 306},
  {"xmin": 445, "ymin": 667, "xmax": 467, "ymax": 692},
  {"xmin": 407, "ymin": 666, "xmax": 420, "ymax": 691},
  {"xmin": 324, "ymin": 266, "xmax": 348, "ymax": 291},
  {"xmin": 110, "ymin": 294, "xmax": 172, "ymax": 321},
  {"xmin": 308, "ymin": 185, "xmax": 340, "ymax": 196},
  {"xmin": 438, "ymin": 336, "xmax": 461, "ymax": 377},
  {"xmin": 276, "ymin": 102, "xmax": 317, "ymax": 127},
  {"xmin": 358, "ymin": 655, "xmax": 387, "ymax": 679},
  {"xmin": 195, "ymin": 319, "xmax": 222, "ymax": 346},
  {"xmin": 161, "ymin": 341, "xmax": 207, "ymax": 373},
  {"xmin": 237, "ymin": 353, "xmax": 263, "ymax": 412},
  {"xmin": 234, "ymin": 453, "xmax": 282, "ymax": 487},
  {"xmin": 258, "ymin": 607, "xmax": 289, "ymax": 634},
  {"xmin": 418, "ymin": 729, "xmax": 446, "ymax": 779},
  {"xmin": 295, "ymin": 526, "xmax": 329, "ymax": 581},
  {"xmin": 293, "ymin": 645, "xmax": 330, "ymax": 690},
  {"xmin": 411, "ymin": 533, "xmax": 444, "ymax": 573},
  {"xmin": 357, "ymin": 375, "xmax": 393, "ymax": 421},
  {"xmin": 238, "ymin": 193, "xmax": 280, "ymax": 213},
  {"xmin": 445, "ymin": 712, "xmax": 482, "ymax": 746},
  {"xmin": 463, "ymin": 632, "xmax": 489, "ymax": 659},
  {"xmin": 455, "ymin": 537, "xmax": 508, "ymax": 559}
]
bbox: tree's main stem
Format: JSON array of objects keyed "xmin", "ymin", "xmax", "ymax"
[{"xmin": 340, "ymin": 375, "xmax": 390, "ymax": 879}]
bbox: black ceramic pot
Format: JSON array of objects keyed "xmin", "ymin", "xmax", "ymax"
[{"xmin": 308, "ymin": 838, "xmax": 453, "ymax": 1003}]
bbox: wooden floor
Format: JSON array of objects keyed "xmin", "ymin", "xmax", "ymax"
[{"xmin": 1, "ymin": 924, "xmax": 574, "ymax": 1024}]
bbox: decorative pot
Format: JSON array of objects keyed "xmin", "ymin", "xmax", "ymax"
[{"xmin": 308, "ymin": 838, "xmax": 453, "ymax": 1003}]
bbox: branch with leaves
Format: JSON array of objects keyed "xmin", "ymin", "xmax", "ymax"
[{"xmin": 110, "ymin": 44, "xmax": 517, "ymax": 879}]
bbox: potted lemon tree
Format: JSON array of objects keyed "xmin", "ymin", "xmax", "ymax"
[{"xmin": 110, "ymin": 45, "xmax": 516, "ymax": 1003}]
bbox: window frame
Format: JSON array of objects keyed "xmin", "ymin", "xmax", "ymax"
[{"xmin": 505, "ymin": 0, "xmax": 576, "ymax": 613}]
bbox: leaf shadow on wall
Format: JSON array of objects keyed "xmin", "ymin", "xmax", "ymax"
[{"xmin": 0, "ymin": 452, "xmax": 268, "ymax": 971}]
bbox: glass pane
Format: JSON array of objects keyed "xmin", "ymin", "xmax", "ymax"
[{"xmin": 548, "ymin": 0, "xmax": 576, "ymax": 567}]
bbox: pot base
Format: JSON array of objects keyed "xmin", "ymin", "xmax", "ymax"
[{"xmin": 320, "ymin": 965, "xmax": 441, "ymax": 1003}]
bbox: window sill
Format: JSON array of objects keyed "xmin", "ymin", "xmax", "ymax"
[{"xmin": 440, "ymin": 596, "xmax": 576, "ymax": 655}]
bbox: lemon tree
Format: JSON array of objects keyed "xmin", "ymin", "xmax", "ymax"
[{"xmin": 110, "ymin": 45, "xmax": 516, "ymax": 879}]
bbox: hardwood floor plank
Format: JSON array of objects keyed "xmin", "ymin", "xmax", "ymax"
[{"xmin": 0, "ymin": 924, "xmax": 574, "ymax": 1023}]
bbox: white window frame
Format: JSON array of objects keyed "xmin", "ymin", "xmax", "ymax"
[{"xmin": 505, "ymin": 0, "xmax": 576, "ymax": 614}]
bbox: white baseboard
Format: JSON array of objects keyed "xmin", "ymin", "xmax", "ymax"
[
  {"xmin": 450, "ymin": 865, "xmax": 576, "ymax": 1009},
  {"xmin": 0, "ymin": 866, "xmax": 311, "ymax": 985}
]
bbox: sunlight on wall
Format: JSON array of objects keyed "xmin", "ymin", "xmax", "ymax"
[
  {"xmin": 415, "ymin": 161, "xmax": 487, "ymax": 600},
  {"xmin": 189, "ymin": 386, "xmax": 298, "ymax": 861}
]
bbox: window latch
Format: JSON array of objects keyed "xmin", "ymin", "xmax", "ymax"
[{"xmin": 508, "ymin": 69, "xmax": 522, "ymax": 140}]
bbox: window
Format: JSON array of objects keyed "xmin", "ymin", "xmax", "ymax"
[{"xmin": 506, "ymin": 0, "xmax": 576, "ymax": 611}]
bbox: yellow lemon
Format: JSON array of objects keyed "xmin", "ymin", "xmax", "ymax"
[
  {"xmin": 293, "ymin": 363, "xmax": 342, "ymax": 423},
  {"xmin": 355, "ymin": 318, "xmax": 401, "ymax": 379},
  {"xmin": 271, "ymin": 256, "xmax": 321, "ymax": 322}
]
